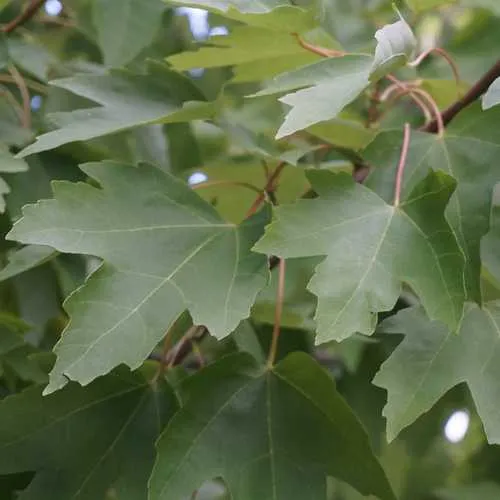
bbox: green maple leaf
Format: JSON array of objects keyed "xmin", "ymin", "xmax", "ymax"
[
  {"xmin": 7, "ymin": 162, "xmax": 269, "ymax": 393},
  {"xmin": 18, "ymin": 65, "xmax": 214, "ymax": 158},
  {"xmin": 149, "ymin": 352, "xmax": 396, "ymax": 500},
  {"xmin": 271, "ymin": 56, "xmax": 373, "ymax": 139},
  {"xmin": 254, "ymin": 170, "xmax": 465, "ymax": 343},
  {"xmin": 373, "ymin": 302, "xmax": 500, "ymax": 443},
  {"xmin": 364, "ymin": 104, "xmax": 500, "ymax": 302},
  {"xmin": 0, "ymin": 368, "xmax": 176, "ymax": 500}
]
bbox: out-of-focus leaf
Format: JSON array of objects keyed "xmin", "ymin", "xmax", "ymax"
[
  {"xmin": 0, "ymin": 147, "xmax": 28, "ymax": 212},
  {"xmin": 18, "ymin": 67, "xmax": 215, "ymax": 157},
  {"xmin": 0, "ymin": 245, "xmax": 57, "ymax": 282},
  {"xmin": 92, "ymin": 0, "xmax": 166, "ymax": 67}
]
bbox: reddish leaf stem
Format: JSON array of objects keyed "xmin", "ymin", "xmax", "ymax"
[
  {"xmin": 409, "ymin": 48, "xmax": 461, "ymax": 96},
  {"xmin": 393, "ymin": 123, "xmax": 412, "ymax": 207},
  {"xmin": 267, "ymin": 257, "xmax": 286, "ymax": 369}
]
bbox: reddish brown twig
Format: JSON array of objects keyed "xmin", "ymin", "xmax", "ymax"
[
  {"xmin": 245, "ymin": 161, "xmax": 286, "ymax": 218},
  {"xmin": 424, "ymin": 58, "xmax": 500, "ymax": 133},
  {"xmin": 1, "ymin": 0, "xmax": 46, "ymax": 34}
]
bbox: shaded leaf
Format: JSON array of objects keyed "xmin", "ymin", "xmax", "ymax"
[
  {"xmin": 364, "ymin": 105, "xmax": 500, "ymax": 302},
  {"xmin": 0, "ymin": 245, "xmax": 57, "ymax": 282},
  {"xmin": 7, "ymin": 162, "xmax": 270, "ymax": 393},
  {"xmin": 0, "ymin": 369, "xmax": 176, "ymax": 499},
  {"xmin": 18, "ymin": 67, "xmax": 214, "ymax": 157},
  {"xmin": 435, "ymin": 482, "xmax": 500, "ymax": 500},
  {"xmin": 150, "ymin": 352, "xmax": 396, "ymax": 500},
  {"xmin": 0, "ymin": 147, "xmax": 28, "ymax": 212},
  {"xmin": 254, "ymin": 170, "xmax": 465, "ymax": 343},
  {"xmin": 93, "ymin": 0, "xmax": 166, "ymax": 67},
  {"xmin": 373, "ymin": 303, "xmax": 500, "ymax": 443}
]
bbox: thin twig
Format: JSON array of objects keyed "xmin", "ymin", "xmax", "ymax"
[
  {"xmin": 267, "ymin": 258, "xmax": 286, "ymax": 369},
  {"xmin": 0, "ymin": 86, "xmax": 25, "ymax": 124},
  {"xmin": 383, "ymin": 86, "xmax": 433, "ymax": 125},
  {"xmin": 409, "ymin": 47, "xmax": 461, "ymax": 97},
  {"xmin": 0, "ymin": 74, "xmax": 47, "ymax": 94},
  {"xmin": 245, "ymin": 161, "xmax": 286, "ymax": 218},
  {"xmin": 8, "ymin": 64, "xmax": 30, "ymax": 128},
  {"xmin": 424, "ymin": 58, "xmax": 500, "ymax": 133},
  {"xmin": 1, "ymin": 0, "xmax": 46, "ymax": 33},
  {"xmin": 393, "ymin": 124, "xmax": 412, "ymax": 207}
]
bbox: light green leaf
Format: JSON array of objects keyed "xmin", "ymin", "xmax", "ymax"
[
  {"xmin": 169, "ymin": 1, "xmax": 316, "ymax": 31},
  {"xmin": 370, "ymin": 14, "xmax": 417, "ymax": 80},
  {"xmin": 150, "ymin": 352, "xmax": 396, "ymax": 500},
  {"xmin": 167, "ymin": 26, "xmax": 316, "ymax": 71},
  {"xmin": 274, "ymin": 62, "xmax": 371, "ymax": 139},
  {"xmin": 0, "ymin": 245, "xmax": 58, "ymax": 282},
  {"xmin": 93, "ymin": 0, "xmax": 166, "ymax": 67},
  {"xmin": 374, "ymin": 302, "xmax": 500, "ymax": 443},
  {"xmin": 7, "ymin": 162, "xmax": 270, "ymax": 393},
  {"xmin": 252, "ymin": 55, "xmax": 373, "ymax": 98},
  {"xmin": 364, "ymin": 104, "xmax": 500, "ymax": 302},
  {"xmin": 254, "ymin": 170, "xmax": 465, "ymax": 343},
  {"xmin": 18, "ymin": 67, "xmax": 214, "ymax": 158},
  {"xmin": 0, "ymin": 369, "xmax": 176, "ymax": 499},
  {"xmin": 482, "ymin": 76, "xmax": 500, "ymax": 109}
]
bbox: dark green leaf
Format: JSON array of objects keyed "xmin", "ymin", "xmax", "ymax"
[
  {"xmin": 150, "ymin": 352, "xmax": 396, "ymax": 500},
  {"xmin": 0, "ymin": 369, "xmax": 176, "ymax": 499}
]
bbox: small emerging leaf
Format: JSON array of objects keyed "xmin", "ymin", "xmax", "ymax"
[{"xmin": 370, "ymin": 13, "xmax": 417, "ymax": 80}]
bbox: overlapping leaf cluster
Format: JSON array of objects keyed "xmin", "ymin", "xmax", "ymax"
[{"xmin": 1, "ymin": 0, "xmax": 500, "ymax": 499}]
